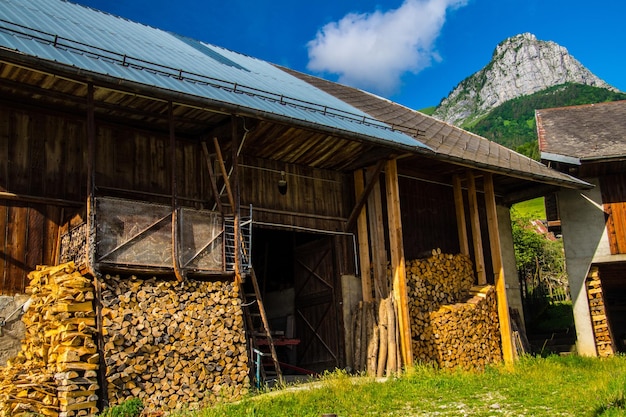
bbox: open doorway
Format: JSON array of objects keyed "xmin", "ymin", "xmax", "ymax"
[{"xmin": 249, "ymin": 227, "xmax": 344, "ymax": 374}]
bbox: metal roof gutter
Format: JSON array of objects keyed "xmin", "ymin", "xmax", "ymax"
[
  {"xmin": 541, "ymin": 151, "xmax": 581, "ymax": 166},
  {"xmin": 0, "ymin": 49, "xmax": 432, "ymax": 156}
]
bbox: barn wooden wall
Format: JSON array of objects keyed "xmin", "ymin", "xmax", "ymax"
[
  {"xmin": 0, "ymin": 106, "xmax": 87, "ymax": 294},
  {"xmin": 239, "ymin": 155, "xmax": 351, "ymax": 232},
  {"xmin": 398, "ymin": 176, "xmax": 460, "ymax": 260},
  {"xmin": 398, "ymin": 175, "xmax": 494, "ymax": 282},
  {"xmin": 0, "ymin": 104, "xmax": 216, "ymax": 293},
  {"xmin": 94, "ymin": 122, "xmax": 210, "ymax": 207}
]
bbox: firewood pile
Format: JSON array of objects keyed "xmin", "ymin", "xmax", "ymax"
[
  {"xmin": 0, "ymin": 262, "xmax": 99, "ymax": 417},
  {"xmin": 414, "ymin": 286, "xmax": 502, "ymax": 369},
  {"xmin": 407, "ymin": 249, "xmax": 475, "ymax": 312},
  {"xmin": 100, "ymin": 274, "xmax": 250, "ymax": 412},
  {"xmin": 586, "ymin": 268, "xmax": 615, "ymax": 357},
  {"xmin": 407, "ymin": 249, "xmax": 502, "ymax": 369}
]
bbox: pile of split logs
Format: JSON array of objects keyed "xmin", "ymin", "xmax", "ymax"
[
  {"xmin": 100, "ymin": 275, "xmax": 249, "ymax": 412},
  {"xmin": 586, "ymin": 268, "xmax": 615, "ymax": 357},
  {"xmin": 414, "ymin": 285, "xmax": 502, "ymax": 369},
  {"xmin": 407, "ymin": 250, "xmax": 502, "ymax": 369},
  {"xmin": 351, "ymin": 249, "xmax": 503, "ymax": 374},
  {"xmin": 407, "ymin": 249, "xmax": 475, "ymax": 312},
  {"xmin": 0, "ymin": 262, "xmax": 99, "ymax": 417}
]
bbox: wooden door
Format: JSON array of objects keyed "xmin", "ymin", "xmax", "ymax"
[{"xmin": 294, "ymin": 237, "xmax": 342, "ymax": 372}]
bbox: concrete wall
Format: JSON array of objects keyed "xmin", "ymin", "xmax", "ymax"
[
  {"xmin": 0, "ymin": 294, "xmax": 29, "ymax": 366},
  {"xmin": 558, "ymin": 177, "xmax": 607, "ymax": 356},
  {"xmin": 497, "ymin": 204, "xmax": 525, "ymax": 329}
]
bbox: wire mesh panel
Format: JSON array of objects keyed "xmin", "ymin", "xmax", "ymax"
[
  {"xmin": 179, "ymin": 207, "xmax": 223, "ymax": 272},
  {"xmin": 95, "ymin": 197, "xmax": 224, "ymax": 273}
]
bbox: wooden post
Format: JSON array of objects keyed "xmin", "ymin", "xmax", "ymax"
[
  {"xmin": 169, "ymin": 102, "xmax": 184, "ymax": 282},
  {"xmin": 201, "ymin": 141, "xmax": 223, "ymax": 213},
  {"xmin": 213, "ymin": 137, "xmax": 236, "ymax": 212},
  {"xmin": 231, "ymin": 117, "xmax": 241, "ymax": 283},
  {"xmin": 367, "ymin": 167, "xmax": 387, "ymax": 299},
  {"xmin": 453, "ymin": 174, "xmax": 470, "ymax": 256},
  {"xmin": 346, "ymin": 160, "xmax": 385, "ymax": 231},
  {"xmin": 86, "ymin": 83, "xmax": 96, "ymax": 274},
  {"xmin": 384, "ymin": 159, "xmax": 413, "ymax": 369},
  {"xmin": 86, "ymin": 83, "xmax": 108, "ymax": 409},
  {"xmin": 467, "ymin": 170, "xmax": 486, "ymax": 285},
  {"xmin": 354, "ymin": 169, "xmax": 373, "ymax": 302},
  {"xmin": 484, "ymin": 173, "xmax": 515, "ymax": 364}
]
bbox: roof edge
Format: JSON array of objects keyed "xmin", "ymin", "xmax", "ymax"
[
  {"xmin": 540, "ymin": 152, "xmax": 581, "ymax": 166},
  {"xmin": 0, "ymin": 49, "xmax": 433, "ymax": 156}
]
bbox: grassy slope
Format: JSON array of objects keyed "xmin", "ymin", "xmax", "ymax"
[
  {"xmin": 512, "ymin": 197, "xmax": 546, "ymax": 219},
  {"xmin": 183, "ymin": 355, "xmax": 626, "ymax": 417}
]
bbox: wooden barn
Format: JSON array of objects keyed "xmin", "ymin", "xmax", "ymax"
[
  {"xmin": 0, "ymin": 0, "xmax": 590, "ymax": 413},
  {"xmin": 537, "ymin": 100, "xmax": 626, "ymax": 357}
]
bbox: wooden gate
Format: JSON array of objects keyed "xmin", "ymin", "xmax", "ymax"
[{"xmin": 294, "ymin": 237, "xmax": 342, "ymax": 372}]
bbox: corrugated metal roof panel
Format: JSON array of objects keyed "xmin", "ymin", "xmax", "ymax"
[{"xmin": 0, "ymin": 0, "xmax": 429, "ymax": 151}]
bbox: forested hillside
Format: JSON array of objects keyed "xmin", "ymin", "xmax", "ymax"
[{"xmin": 464, "ymin": 83, "xmax": 626, "ymax": 158}]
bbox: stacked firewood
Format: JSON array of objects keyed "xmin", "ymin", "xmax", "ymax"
[
  {"xmin": 407, "ymin": 249, "xmax": 475, "ymax": 313},
  {"xmin": 586, "ymin": 268, "xmax": 615, "ymax": 357},
  {"xmin": 0, "ymin": 262, "xmax": 99, "ymax": 417},
  {"xmin": 407, "ymin": 249, "xmax": 502, "ymax": 369},
  {"xmin": 414, "ymin": 286, "xmax": 502, "ymax": 369},
  {"xmin": 100, "ymin": 275, "xmax": 250, "ymax": 412}
]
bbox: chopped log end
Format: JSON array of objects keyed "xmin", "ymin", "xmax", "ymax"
[
  {"xmin": 0, "ymin": 262, "xmax": 99, "ymax": 417},
  {"xmin": 101, "ymin": 274, "xmax": 250, "ymax": 412}
]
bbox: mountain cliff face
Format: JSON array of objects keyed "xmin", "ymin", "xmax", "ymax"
[{"xmin": 432, "ymin": 33, "xmax": 617, "ymax": 126}]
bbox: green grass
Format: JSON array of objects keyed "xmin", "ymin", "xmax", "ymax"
[
  {"xmin": 176, "ymin": 355, "xmax": 626, "ymax": 417},
  {"xmin": 418, "ymin": 106, "xmax": 436, "ymax": 115},
  {"xmin": 530, "ymin": 301, "xmax": 575, "ymax": 333},
  {"xmin": 513, "ymin": 197, "xmax": 546, "ymax": 219}
]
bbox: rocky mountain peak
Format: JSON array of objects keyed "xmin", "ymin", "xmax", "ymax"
[{"xmin": 432, "ymin": 33, "xmax": 617, "ymax": 126}]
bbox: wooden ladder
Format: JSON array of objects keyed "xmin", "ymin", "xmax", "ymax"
[{"xmin": 240, "ymin": 267, "xmax": 283, "ymax": 387}]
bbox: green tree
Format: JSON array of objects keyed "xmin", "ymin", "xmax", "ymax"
[{"xmin": 511, "ymin": 209, "xmax": 567, "ymax": 300}]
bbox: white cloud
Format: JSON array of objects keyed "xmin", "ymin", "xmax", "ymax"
[{"xmin": 306, "ymin": 0, "xmax": 468, "ymax": 95}]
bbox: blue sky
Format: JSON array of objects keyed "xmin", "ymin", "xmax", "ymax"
[{"xmin": 71, "ymin": 0, "xmax": 626, "ymax": 111}]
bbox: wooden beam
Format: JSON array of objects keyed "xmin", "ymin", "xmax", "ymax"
[
  {"xmin": 231, "ymin": 117, "xmax": 242, "ymax": 284},
  {"xmin": 169, "ymin": 102, "xmax": 184, "ymax": 282},
  {"xmin": 384, "ymin": 159, "xmax": 413, "ymax": 368},
  {"xmin": 354, "ymin": 169, "xmax": 373, "ymax": 302},
  {"xmin": 213, "ymin": 137, "xmax": 236, "ymax": 212},
  {"xmin": 367, "ymin": 166, "xmax": 387, "ymax": 299},
  {"xmin": 452, "ymin": 174, "xmax": 470, "ymax": 256},
  {"xmin": 86, "ymin": 83, "xmax": 96, "ymax": 275},
  {"xmin": 484, "ymin": 173, "xmax": 515, "ymax": 364},
  {"xmin": 467, "ymin": 170, "xmax": 486, "ymax": 285},
  {"xmin": 201, "ymin": 141, "xmax": 223, "ymax": 213},
  {"xmin": 345, "ymin": 159, "xmax": 385, "ymax": 232}
]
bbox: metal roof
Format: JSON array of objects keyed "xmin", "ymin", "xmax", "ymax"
[{"xmin": 0, "ymin": 0, "xmax": 429, "ymax": 151}]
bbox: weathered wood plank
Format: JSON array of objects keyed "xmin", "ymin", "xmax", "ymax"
[
  {"xmin": 6, "ymin": 205, "xmax": 27, "ymax": 292},
  {"xmin": 0, "ymin": 205, "xmax": 7, "ymax": 295},
  {"xmin": 26, "ymin": 205, "xmax": 44, "ymax": 274},
  {"xmin": 483, "ymin": 173, "xmax": 514, "ymax": 364},
  {"xmin": 453, "ymin": 174, "xmax": 470, "ymax": 256},
  {"xmin": 354, "ymin": 169, "xmax": 372, "ymax": 302},
  {"xmin": 466, "ymin": 171, "xmax": 486, "ymax": 285},
  {"xmin": 384, "ymin": 159, "xmax": 412, "ymax": 368},
  {"xmin": 367, "ymin": 167, "xmax": 387, "ymax": 298},
  {"xmin": 11, "ymin": 112, "xmax": 30, "ymax": 193}
]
